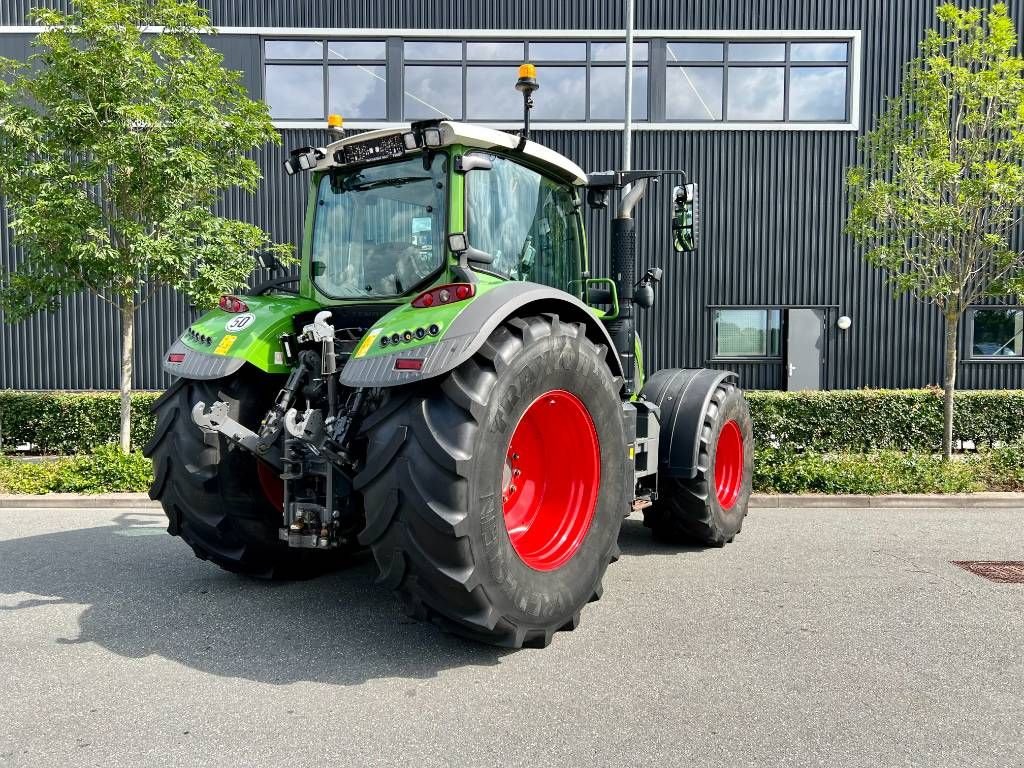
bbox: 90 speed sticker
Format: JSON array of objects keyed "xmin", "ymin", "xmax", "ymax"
[{"xmin": 225, "ymin": 313, "xmax": 255, "ymax": 332}]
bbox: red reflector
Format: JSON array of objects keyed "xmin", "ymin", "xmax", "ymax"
[
  {"xmin": 394, "ymin": 358, "xmax": 424, "ymax": 371},
  {"xmin": 411, "ymin": 283, "xmax": 475, "ymax": 308},
  {"xmin": 219, "ymin": 294, "xmax": 249, "ymax": 313},
  {"xmin": 167, "ymin": 353, "xmax": 186, "ymax": 363}
]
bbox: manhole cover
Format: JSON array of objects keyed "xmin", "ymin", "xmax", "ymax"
[{"xmin": 952, "ymin": 561, "xmax": 1024, "ymax": 583}]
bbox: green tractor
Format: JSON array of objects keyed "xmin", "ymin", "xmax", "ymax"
[{"xmin": 146, "ymin": 66, "xmax": 754, "ymax": 648}]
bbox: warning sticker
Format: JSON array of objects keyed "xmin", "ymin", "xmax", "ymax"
[
  {"xmin": 214, "ymin": 335, "xmax": 237, "ymax": 355},
  {"xmin": 354, "ymin": 329, "xmax": 381, "ymax": 359}
]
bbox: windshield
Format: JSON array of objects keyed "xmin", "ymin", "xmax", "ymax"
[{"xmin": 311, "ymin": 154, "xmax": 447, "ymax": 299}]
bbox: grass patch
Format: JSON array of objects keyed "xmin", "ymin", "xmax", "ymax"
[{"xmin": 1, "ymin": 442, "xmax": 1023, "ymax": 496}]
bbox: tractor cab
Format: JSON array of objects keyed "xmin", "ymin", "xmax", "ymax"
[{"xmin": 289, "ymin": 119, "xmax": 591, "ymax": 306}]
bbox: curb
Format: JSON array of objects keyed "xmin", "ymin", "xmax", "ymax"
[
  {"xmin": 1, "ymin": 492, "xmax": 1022, "ymax": 510},
  {"xmin": 749, "ymin": 492, "xmax": 1024, "ymax": 509},
  {"xmin": 0, "ymin": 493, "xmax": 157, "ymax": 509}
]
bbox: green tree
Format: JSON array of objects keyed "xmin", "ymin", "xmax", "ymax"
[
  {"xmin": 0, "ymin": 0, "xmax": 290, "ymax": 452},
  {"xmin": 847, "ymin": 3, "xmax": 1024, "ymax": 460}
]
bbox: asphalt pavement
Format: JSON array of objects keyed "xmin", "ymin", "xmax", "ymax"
[{"xmin": 1, "ymin": 504, "xmax": 1021, "ymax": 768}]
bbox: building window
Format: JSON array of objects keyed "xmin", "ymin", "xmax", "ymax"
[
  {"xmin": 262, "ymin": 34, "xmax": 856, "ymax": 127},
  {"xmin": 264, "ymin": 39, "xmax": 387, "ymax": 120},
  {"xmin": 971, "ymin": 308, "xmax": 1024, "ymax": 358},
  {"xmin": 666, "ymin": 37, "xmax": 850, "ymax": 124},
  {"xmin": 715, "ymin": 309, "xmax": 782, "ymax": 358},
  {"xmin": 264, "ymin": 38, "xmax": 652, "ymax": 124}
]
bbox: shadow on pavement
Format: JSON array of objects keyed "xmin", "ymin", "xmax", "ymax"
[
  {"xmin": 0, "ymin": 511, "xmax": 509, "ymax": 686},
  {"xmin": 0, "ymin": 512, "xmax": 701, "ymax": 685},
  {"xmin": 616, "ymin": 516, "xmax": 711, "ymax": 557}
]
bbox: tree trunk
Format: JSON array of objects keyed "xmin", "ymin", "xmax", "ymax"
[
  {"xmin": 119, "ymin": 302, "xmax": 136, "ymax": 453},
  {"xmin": 942, "ymin": 311, "xmax": 959, "ymax": 462}
]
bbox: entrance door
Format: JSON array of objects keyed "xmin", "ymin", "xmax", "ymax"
[{"xmin": 786, "ymin": 308, "xmax": 824, "ymax": 391}]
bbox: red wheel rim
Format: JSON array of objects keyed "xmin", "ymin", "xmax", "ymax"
[
  {"xmin": 257, "ymin": 461, "xmax": 284, "ymax": 514},
  {"xmin": 714, "ymin": 419, "xmax": 744, "ymax": 510},
  {"xmin": 502, "ymin": 390, "xmax": 601, "ymax": 572}
]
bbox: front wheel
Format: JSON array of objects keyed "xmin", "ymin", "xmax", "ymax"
[
  {"xmin": 643, "ymin": 378, "xmax": 754, "ymax": 546},
  {"xmin": 356, "ymin": 314, "xmax": 628, "ymax": 647}
]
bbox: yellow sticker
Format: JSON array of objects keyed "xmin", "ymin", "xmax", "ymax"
[
  {"xmin": 628, "ymin": 445, "xmax": 635, "ymax": 460},
  {"xmin": 214, "ymin": 334, "xmax": 237, "ymax": 355},
  {"xmin": 354, "ymin": 329, "xmax": 381, "ymax": 359}
]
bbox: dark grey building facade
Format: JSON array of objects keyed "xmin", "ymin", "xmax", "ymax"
[{"xmin": 2, "ymin": 0, "xmax": 1023, "ymax": 391}]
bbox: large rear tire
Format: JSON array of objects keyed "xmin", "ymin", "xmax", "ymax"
[
  {"xmin": 145, "ymin": 369, "xmax": 342, "ymax": 579},
  {"xmin": 643, "ymin": 380, "xmax": 754, "ymax": 546},
  {"xmin": 356, "ymin": 314, "xmax": 627, "ymax": 648}
]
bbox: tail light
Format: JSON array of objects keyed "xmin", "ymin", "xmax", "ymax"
[
  {"xmin": 411, "ymin": 283, "xmax": 475, "ymax": 309},
  {"xmin": 167, "ymin": 353, "xmax": 186, "ymax": 363},
  {"xmin": 219, "ymin": 295, "xmax": 249, "ymax": 313}
]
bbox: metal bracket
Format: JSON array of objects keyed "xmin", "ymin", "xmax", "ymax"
[
  {"xmin": 284, "ymin": 407, "xmax": 325, "ymax": 444},
  {"xmin": 191, "ymin": 400, "xmax": 282, "ymax": 470}
]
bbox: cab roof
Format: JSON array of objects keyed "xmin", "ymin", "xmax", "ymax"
[{"xmin": 317, "ymin": 121, "xmax": 588, "ymax": 187}]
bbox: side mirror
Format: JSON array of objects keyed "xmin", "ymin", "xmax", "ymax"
[{"xmin": 672, "ymin": 183, "xmax": 699, "ymax": 253}]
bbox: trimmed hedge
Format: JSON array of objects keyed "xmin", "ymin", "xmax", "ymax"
[
  {"xmin": 754, "ymin": 442, "xmax": 1024, "ymax": 494},
  {"xmin": 746, "ymin": 388, "xmax": 1024, "ymax": 452},
  {"xmin": 2, "ymin": 387, "xmax": 1024, "ymax": 455},
  {"xmin": 0, "ymin": 390, "xmax": 162, "ymax": 454}
]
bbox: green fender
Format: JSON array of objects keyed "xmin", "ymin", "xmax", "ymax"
[
  {"xmin": 340, "ymin": 281, "xmax": 624, "ymax": 388},
  {"xmin": 162, "ymin": 294, "xmax": 321, "ymax": 380}
]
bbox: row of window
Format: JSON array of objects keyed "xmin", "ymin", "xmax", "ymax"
[
  {"xmin": 264, "ymin": 36, "xmax": 854, "ymax": 124},
  {"xmin": 714, "ymin": 308, "xmax": 1024, "ymax": 360}
]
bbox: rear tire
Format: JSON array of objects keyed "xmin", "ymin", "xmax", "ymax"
[
  {"xmin": 356, "ymin": 314, "xmax": 627, "ymax": 647},
  {"xmin": 145, "ymin": 369, "xmax": 343, "ymax": 579},
  {"xmin": 643, "ymin": 380, "xmax": 754, "ymax": 546}
]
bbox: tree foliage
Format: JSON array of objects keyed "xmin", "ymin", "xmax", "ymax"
[
  {"xmin": 847, "ymin": 3, "xmax": 1024, "ymax": 312},
  {"xmin": 0, "ymin": 0, "xmax": 291, "ymax": 321}
]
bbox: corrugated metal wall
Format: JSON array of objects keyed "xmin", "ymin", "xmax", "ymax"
[{"xmin": 2, "ymin": 1, "xmax": 1024, "ymax": 390}]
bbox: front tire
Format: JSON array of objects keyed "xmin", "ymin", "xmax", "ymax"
[
  {"xmin": 356, "ymin": 314, "xmax": 627, "ymax": 647},
  {"xmin": 643, "ymin": 380, "xmax": 754, "ymax": 546}
]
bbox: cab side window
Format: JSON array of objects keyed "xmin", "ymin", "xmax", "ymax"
[{"xmin": 466, "ymin": 153, "xmax": 582, "ymax": 291}]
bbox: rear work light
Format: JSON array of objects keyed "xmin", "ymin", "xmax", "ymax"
[
  {"xmin": 219, "ymin": 295, "xmax": 249, "ymax": 313},
  {"xmin": 411, "ymin": 283, "xmax": 475, "ymax": 309}
]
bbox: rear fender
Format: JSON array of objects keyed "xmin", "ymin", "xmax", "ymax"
[
  {"xmin": 640, "ymin": 368, "xmax": 739, "ymax": 480},
  {"xmin": 162, "ymin": 294, "xmax": 321, "ymax": 381},
  {"xmin": 339, "ymin": 281, "xmax": 623, "ymax": 388}
]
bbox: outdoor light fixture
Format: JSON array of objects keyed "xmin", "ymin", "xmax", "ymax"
[
  {"xmin": 327, "ymin": 113, "xmax": 345, "ymax": 135},
  {"xmin": 837, "ymin": 315, "xmax": 852, "ymax": 330},
  {"xmin": 402, "ymin": 131, "xmax": 419, "ymax": 150}
]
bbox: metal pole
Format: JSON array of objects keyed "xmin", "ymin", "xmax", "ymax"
[{"xmin": 623, "ymin": 0, "xmax": 634, "ymax": 175}]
